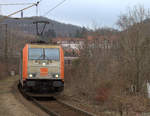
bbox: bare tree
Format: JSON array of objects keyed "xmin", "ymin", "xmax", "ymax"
[
  {"xmin": 64, "ymin": 5, "xmax": 150, "ymax": 115},
  {"xmin": 117, "ymin": 5, "xmax": 150, "ymax": 94}
]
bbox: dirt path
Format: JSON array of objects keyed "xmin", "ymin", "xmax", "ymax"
[{"xmin": 0, "ymin": 76, "xmax": 48, "ymax": 116}]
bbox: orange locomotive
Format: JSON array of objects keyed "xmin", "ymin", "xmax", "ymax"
[{"xmin": 19, "ymin": 44, "xmax": 64, "ymax": 95}]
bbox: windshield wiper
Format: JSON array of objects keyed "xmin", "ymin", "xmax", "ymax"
[
  {"xmin": 43, "ymin": 48, "xmax": 45, "ymax": 59},
  {"xmin": 36, "ymin": 48, "xmax": 45, "ymax": 59}
]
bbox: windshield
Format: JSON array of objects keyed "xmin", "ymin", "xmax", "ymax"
[
  {"xmin": 45, "ymin": 48, "xmax": 59, "ymax": 60},
  {"xmin": 29, "ymin": 48, "xmax": 43, "ymax": 60},
  {"xmin": 29, "ymin": 48, "xmax": 60, "ymax": 60}
]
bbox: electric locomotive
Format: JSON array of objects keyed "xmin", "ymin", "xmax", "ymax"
[{"xmin": 19, "ymin": 43, "xmax": 64, "ymax": 96}]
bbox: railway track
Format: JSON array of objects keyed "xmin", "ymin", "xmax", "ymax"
[
  {"xmin": 33, "ymin": 98, "xmax": 96, "ymax": 116},
  {"xmin": 18, "ymin": 83, "xmax": 96, "ymax": 116}
]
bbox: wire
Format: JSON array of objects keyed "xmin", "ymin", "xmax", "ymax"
[
  {"xmin": 0, "ymin": 0, "xmax": 43, "ymax": 6},
  {"xmin": 43, "ymin": 0, "xmax": 66, "ymax": 16},
  {"xmin": 0, "ymin": 3, "xmax": 34, "ymax": 5}
]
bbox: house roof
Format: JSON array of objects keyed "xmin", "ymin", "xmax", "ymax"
[
  {"xmin": 52, "ymin": 35, "xmax": 118, "ymax": 43},
  {"xmin": 52, "ymin": 37, "xmax": 84, "ymax": 43}
]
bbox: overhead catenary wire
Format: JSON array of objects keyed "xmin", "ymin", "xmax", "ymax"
[
  {"xmin": 43, "ymin": 0, "xmax": 66, "ymax": 16},
  {"xmin": 0, "ymin": 3, "xmax": 34, "ymax": 5},
  {"xmin": 0, "ymin": 1, "xmax": 42, "ymax": 22},
  {"xmin": 0, "ymin": 1, "xmax": 43, "ymax": 17},
  {"xmin": 0, "ymin": 1, "xmax": 43, "ymax": 16},
  {"xmin": 0, "ymin": 0, "xmax": 43, "ymax": 6},
  {"xmin": 7, "ymin": 3, "xmax": 38, "ymax": 17}
]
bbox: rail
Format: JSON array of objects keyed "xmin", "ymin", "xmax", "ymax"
[{"xmin": 18, "ymin": 84, "xmax": 96, "ymax": 116}]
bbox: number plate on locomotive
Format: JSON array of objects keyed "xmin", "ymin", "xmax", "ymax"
[{"xmin": 40, "ymin": 68, "xmax": 48, "ymax": 76}]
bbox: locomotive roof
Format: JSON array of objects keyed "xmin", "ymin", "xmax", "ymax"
[{"xmin": 27, "ymin": 44, "xmax": 60, "ymax": 48}]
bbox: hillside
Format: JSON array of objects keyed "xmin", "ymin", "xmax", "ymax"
[{"xmin": 0, "ymin": 16, "xmax": 81, "ymax": 37}]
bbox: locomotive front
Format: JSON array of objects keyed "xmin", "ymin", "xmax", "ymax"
[{"xmin": 19, "ymin": 44, "xmax": 64, "ymax": 95}]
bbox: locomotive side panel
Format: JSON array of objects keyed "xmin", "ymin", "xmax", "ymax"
[
  {"xmin": 60, "ymin": 47, "xmax": 64, "ymax": 80},
  {"xmin": 22, "ymin": 44, "xmax": 28, "ymax": 80}
]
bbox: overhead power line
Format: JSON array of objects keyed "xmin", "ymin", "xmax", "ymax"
[
  {"xmin": 7, "ymin": 1, "xmax": 41, "ymax": 17},
  {"xmin": 0, "ymin": 1, "xmax": 41, "ymax": 16},
  {"xmin": 43, "ymin": 0, "xmax": 66, "ymax": 16},
  {"xmin": 0, "ymin": 3, "xmax": 34, "ymax": 5},
  {"xmin": 0, "ymin": 0, "xmax": 43, "ymax": 6}
]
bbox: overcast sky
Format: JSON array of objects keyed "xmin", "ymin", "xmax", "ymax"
[{"xmin": 0, "ymin": 0, "xmax": 149, "ymax": 28}]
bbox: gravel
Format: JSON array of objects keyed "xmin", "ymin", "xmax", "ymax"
[{"xmin": 0, "ymin": 76, "xmax": 48, "ymax": 116}]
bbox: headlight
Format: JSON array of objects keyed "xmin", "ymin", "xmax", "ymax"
[
  {"xmin": 29, "ymin": 73, "xmax": 36, "ymax": 78},
  {"xmin": 29, "ymin": 74, "xmax": 33, "ymax": 77},
  {"xmin": 55, "ymin": 74, "xmax": 59, "ymax": 78},
  {"xmin": 53, "ymin": 74, "xmax": 59, "ymax": 78},
  {"xmin": 42, "ymin": 62, "xmax": 46, "ymax": 66}
]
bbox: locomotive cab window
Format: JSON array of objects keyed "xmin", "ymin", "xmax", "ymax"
[
  {"xmin": 29, "ymin": 48, "xmax": 60, "ymax": 60},
  {"xmin": 45, "ymin": 48, "xmax": 59, "ymax": 61},
  {"xmin": 29, "ymin": 48, "xmax": 43, "ymax": 60}
]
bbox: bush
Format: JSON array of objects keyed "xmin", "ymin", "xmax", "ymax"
[{"xmin": 0, "ymin": 62, "xmax": 9, "ymax": 79}]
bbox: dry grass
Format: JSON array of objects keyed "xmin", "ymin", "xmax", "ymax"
[{"xmin": 0, "ymin": 62, "xmax": 9, "ymax": 79}]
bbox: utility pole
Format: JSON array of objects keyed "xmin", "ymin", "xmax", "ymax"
[
  {"xmin": 4, "ymin": 24, "xmax": 8, "ymax": 70},
  {"xmin": 0, "ymin": 5, "xmax": 2, "ymax": 15},
  {"xmin": 21, "ymin": 10, "xmax": 23, "ymax": 18},
  {"xmin": 36, "ymin": 1, "xmax": 39, "ymax": 16}
]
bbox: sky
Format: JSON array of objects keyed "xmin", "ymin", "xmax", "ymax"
[{"xmin": 0, "ymin": 0, "xmax": 149, "ymax": 29}]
